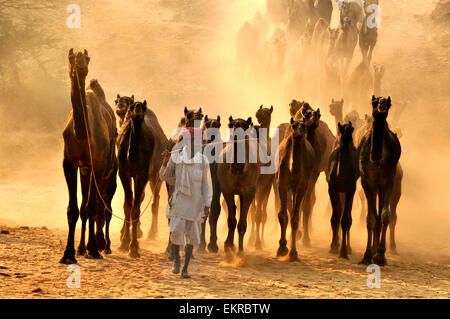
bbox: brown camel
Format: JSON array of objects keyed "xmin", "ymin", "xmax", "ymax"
[
  {"xmin": 294, "ymin": 103, "xmax": 335, "ymax": 245},
  {"xmin": 217, "ymin": 117, "xmax": 259, "ymax": 255},
  {"xmin": 248, "ymin": 105, "xmax": 275, "ymax": 249},
  {"xmin": 339, "ymin": 0, "xmax": 363, "ymax": 28},
  {"xmin": 60, "ymin": 49, "xmax": 117, "ymax": 264},
  {"xmin": 358, "ymin": 96, "xmax": 401, "ymax": 266},
  {"xmin": 327, "ymin": 122, "xmax": 360, "ymax": 259},
  {"xmin": 116, "ymin": 101, "xmax": 155, "ymax": 257},
  {"xmin": 329, "ymin": 98, "xmax": 365, "ymax": 135},
  {"xmin": 314, "ymin": 0, "xmax": 333, "ymax": 25},
  {"xmin": 200, "ymin": 115, "xmax": 224, "ymax": 253},
  {"xmin": 335, "ymin": 17, "xmax": 358, "ymax": 78},
  {"xmin": 359, "ymin": 8, "xmax": 378, "ymax": 65},
  {"xmin": 276, "ymin": 117, "xmax": 314, "ymax": 260},
  {"xmin": 114, "ymin": 96, "xmax": 169, "ymax": 240}
]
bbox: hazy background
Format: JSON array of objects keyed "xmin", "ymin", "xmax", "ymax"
[{"xmin": 0, "ymin": 0, "xmax": 449, "ymax": 259}]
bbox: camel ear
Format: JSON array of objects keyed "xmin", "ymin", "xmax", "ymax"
[
  {"xmin": 341, "ymin": 98, "xmax": 344, "ymax": 103},
  {"xmin": 143, "ymin": 100, "xmax": 147, "ymax": 107},
  {"xmin": 332, "ymin": 98, "xmax": 335, "ymax": 103},
  {"xmin": 204, "ymin": 115, "xmax": 208, "ymax": 122},
  {"xmin": 247, "ymin": 117, "xmax": 252, "ymax": 125},
  {"xmin": 349, "ymin": 121, "xmax": 352, "ymax": 127},
  {"xmin": 69, "ymin": 48, "xmax": 74, "ymax": 56},
  {"xmin": 290, "ymin": 117, "xmax": 294, "ymax": 124},
  {"xmin": 229, "ymin": 116, "xmax": 233, "ymax": 123},
  {"xmin": 270, "ymin": 105, "xmax": 273, "ymax": 113},
  {"xmin": 259, "ymin": 105, "xmax": 263, "ymax": 109},
  {"xmin": 84, "ymin": 49, "xmax": 88, "ymax": 56},
  {"xmin": 198, "ymin": 107, "xmax": 202, "ymax": 114},
  {"xmin": 117, "ymin": 94, "xmax": 120, "ymax": 99},
  {"xmin": 184, "ymin": 107, "xmax": 188, "ymax": 115},
  {"xmin": 338, "ymin": 122, "xmax": 342, "ymax": 131},
  {"xmin": 365, "ymin": 114, "xmax": 370, "ymax": 121},
  {"xmin": 217, "ymin": 115, "xmax": 221, "ymax": 123}
]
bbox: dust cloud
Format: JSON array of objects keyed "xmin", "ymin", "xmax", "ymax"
[{"xmin": 0, "ymin": 0, "xmax": 449, "ymax": 263}]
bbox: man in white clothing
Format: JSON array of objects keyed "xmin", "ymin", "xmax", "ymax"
[{"xmin": 159, "ymin": 128, "xmax": 213, "ymax": 278}]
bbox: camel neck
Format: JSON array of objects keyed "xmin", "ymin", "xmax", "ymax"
[
  {"xmin": 370, "ymin": 117, "xmax": 386, "ymax": 162},
  {"xmin": 70, "ymin": 76, "xmax": 88, "ymax": 139},
  {"xmin": 128, "ymin": 117, "xmax": 143, "ymax": 163},
  {"xmin": 291, "ymin": 135, "xmax": 307, "ymax": 174}
]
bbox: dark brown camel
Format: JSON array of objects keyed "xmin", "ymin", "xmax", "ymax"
[
  {"xmin": 276, "ymin": 118, "xmax": 314, "ymax": 261},
  {"xmin": 248, "ymin": 105, "xmax": 275, "ymax": 249},
  {"xmin": 358, "ymin": 96, "xmax": 401, "ymax": 266},
  {"xmin": 359, "ymin": 8, "xmax": 378, "ymax": 65},
  {"xmin": 115, "ymin": 96, "xmax": 169, "ymax": 240},
  {"xmin": 217, "ymin": 117, "xmax": 259, "ymax": 256},
  {"xmin": 60, "ymin": 49, "xmax": 117, "ymax": 264},
  {"xmin": 294, "ymin": 103, "xmax": 336, "ymax": 246},
  {"xmin": 117, "ymin": 101, "xmax": 155, "ymax": 257},
  {"xmin": 200, "ymin": 115, "xmax": 223, "ymax": 253},
  {"xmin": 327, "ymin": 122, "xmax": 360, "ymax": 259}
]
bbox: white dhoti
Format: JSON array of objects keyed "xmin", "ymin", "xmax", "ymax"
[{"xmin": 169, "ymin": 216, "xmax": 202, "ymax": 246}]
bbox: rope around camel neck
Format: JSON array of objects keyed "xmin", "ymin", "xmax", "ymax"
[{"xmin": 75, "ymin": 69, "xmax": 156, "ymax": 224}]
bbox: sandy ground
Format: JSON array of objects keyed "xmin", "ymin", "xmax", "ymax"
[{"xmin": 0, "ymin": 0, "xmax": 449, "ymax": 298}]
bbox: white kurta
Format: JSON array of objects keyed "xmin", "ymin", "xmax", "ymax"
[{"xmin": 159, "ymin": 146, "xmax": 213, "ymax": 246}]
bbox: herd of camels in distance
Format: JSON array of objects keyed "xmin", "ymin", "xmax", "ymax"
[{"xmin": 59, "ymin": 0, "xmax": 404, "ymax": 268}]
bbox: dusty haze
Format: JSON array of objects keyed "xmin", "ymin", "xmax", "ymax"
[{"xmin": 0, "ymin": 0, "xmax": 449, "ymax": 298}]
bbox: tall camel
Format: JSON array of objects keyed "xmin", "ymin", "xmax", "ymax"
[
  {"xmin": 60, "ymin": 49, "xmax": 117, "ymax": 264},
  {"xmin": 327, "ymin": 122, "xmax": 360, "ymax": 259},
  {"xmin": 217, "ymin": 117, "xmax": 259, "ymax": 255},
  {"xmin": 359, "ymin": 9, "xmax": 378, "ymax": 64},
  {"xmin": 294, "ymin": 103, "xmax": 335, "ymax": 246},
  {"xmin": 358, "ymin": 96, "xmax": 401, "ymax": 266},
  {"xmin": 248, "ymin": 105, "xmax": 275, "ymax": 249},
  {"xmin": 114, "ymin": 96, "xmax": 169, "ymax": 240},
  {"xmin": 276, "ymin": 118, "xmax": 314, "ymax": 261},
  {"xmin": 117, "ymin": 101, "xmax": 154, "ymax": 257},
  {"xmin": 200, "ymin": 115, "xmax": 223, "ymax": 253}
]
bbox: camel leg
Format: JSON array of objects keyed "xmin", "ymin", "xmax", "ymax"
[
  {"xmin": 360, "ymin": 180, "xmax": 377, "ymax": 265},
  {"xmin": 60, "ymin": 159, "xmax": 79, "ymax": 264},
  {"xmin": 289, "ymin": 190, "xmax": 304, "ymax": 262},
  {"xmin": 373, "ymin": 182, "xmax": 393, "ymax": 266},
  {"xmin": 372, "ymin": 189, "xmax": 383, "ymax": 254},
  {"xmin": 119, "ymin": 171, "xmax": 132, "ymax": 251},
  {"xmin": 238, "ymin": 191, "xmax": 255, "ymax": 255},
  {"xmin": 260, "ymin": 193, "xmax": 269, "ymax": 248},
  {"xmin": 302, "ymin": 173, "xmax": 319, "ymax": 247},
  {"xmin": 223, "ymin": 192, "xmax": 237, "ymax": 255},
  {"xmin": 104, "ymin": 164, "xmax": 117, "ymax": 254},
  {"xmin": 389, "ymin": 185, "xmax": 401, "ymax": 253},
  {"xmin": 148, "ymin": 174, "xmax": 161, "ymax": 240},
  {"xmin": 77, "ymin": 167, "xmax": 90, "ymax": 256},
  {"xmin": 340, "ymin": 190, "xmax": 355, "ymax": 259},
  {"xmin": 273, "ymin": 179, "xmax": 281, "ymax": 215},
  {"xmin": 254, "ymin": 194, "xmax": 263, "ymax": 250},
  {"xmin": 95, "ymin": 192, "xmax": 107, "ymax": 252},
  {"xmin": 247, "ymin": 200, "xmax": 256, "ymax": 246},
  {"xmin": 207, "ymin": 180, "xmax": 221, "ymax": 253},
  {"xmin": 129, "ymin": 173, "xmax": 149, "ymax": 258},
  {"xmin": 328, "ymin": 184, "xmax": 342, "ymax": 254},
  {"xmin": 367, "ymin": 46, "xmax": 374, "ymax": 65},
  {"xmin": 358, "ymin": 183, "xmax": 366, "ymax": 227},
  {"xmin": 86, "ymin": 173, "xmax": 102, "ymax": 259},
  {"xmin": 277, "ymin": 183, "xmax": 289, "ymax": 257}
]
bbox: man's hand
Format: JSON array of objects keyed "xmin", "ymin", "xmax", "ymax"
[
  {"xmin": 161, "ymin": 150, "xmax": 171, "ymax": 166},
  {"xmin": 203, "ymin": 207, "xmax": 210, "ymax": 222}
]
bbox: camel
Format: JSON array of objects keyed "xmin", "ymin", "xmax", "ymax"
[
  {"xmin": 115, "ymin": 94, "xmax": 134, "ymax": 126},
  {"xmin": 329, "ymin": 98, "xmax": 365, "ymax": 135},
  {"xmin": 60, "ymin": 49, "xmax": 117, "ymax": 264},
  {"xmin": 327, "ymin": 122, "xmax": 360, "ymax": 259},
  {"xmin": 314, "ymin": 0, "xmax": 333, "ymax": 24},
  {"xmin": 116, "ymin": 101, "xmax": 156, "ymax": 257},
  {"xmin": 359, "ymin": 9, "xmax": 378, "ymax": 65},
  {"xmin": 339, "ymin": 0, "xmax": 364, "ymax": 28},
  {"xmin": 358, "ymin": 96, "xmax": 401, "ymax": 266},
  {"xmin": 276, "ymin": 117, "xmax": 314, "ymax": 260},
  {"xmin": 373, "ymin": 64, "xmax": 384, "ymax": 96},
  {"xmin": 343, "ymin": 61, "xmax": 374, "ymax": 114},
  {"xmin": 335, "ymin": 17, "xmax": 358, "ymax": 78},
  {"xmin": 286, "ymin": 0, "xmax": 310, "ymax": 42},
  {"xmin": 321, "ymin": 28, "xmax": 341, "ymax": 106},
  {"xmin": 200, "ymin": 115, "xmax": 223, "ymax": 253},
  {"xmin": 115, "ymin": 97, "xmax": 169, "ymax": 240},
  {"xmin": 355, "ymin": 114, "xmax": 403, "ymax": 253},
  {"xmin": 294, "ymin": 103, "xmax": 336, "ymax": 245},
  {"xmin": 248, "ymin": 105, "xmax": 275, "ymax": 249},
  {"xmin": 217, "ymin": 117, "xmax": 259, "ymax": 255}
]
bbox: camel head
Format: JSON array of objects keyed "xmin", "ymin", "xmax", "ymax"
[
  {"xmin": 329, "ymin": 98, "xmax": 344, "ymax": 118},
  {"xmin": 302, "ymin": 107, "xmax": 321, "ymax": 128},
  {"xmin": 371, "ymin": 95, "xmax": 391, "ymax": 119},
  {"xmin": 364, "ymin": 113, "xmax": 374, "ymax": 126},
  {"xmin": 255, "ymin": 105, "xmax": 273, "ymax": 126},
  {"xmin": 339, "ymin": 17, "xmax": 352, "ymax": 31},
  {"xmin": 289, "ymin": 100, "xmax": 304, "ymax": 117},
  {"xmin": 338, "ymin": 122, "xmax": 354, "ymax": 145},
  {"xmin": 68, "ymin": 48, "xmax": 90, "ymax": 80},
  {"xmin": 373, "ymin": 65, "xmax": 385, "ymax": 80},
  {"xmin": 203, "ymin": 115, "xmax": 221, "ymax": 129},
  {"xmin": 184, "ymin": 107, "xmax": 203, "ymax": 128},
  {"xmin": 290, "ymin": 118, "xmax": 307, "ymax": 138},
  {"xmin": 115, "ymin": 94, "xmax": 135, "ymax": 123},
  {"xmin": 228, "ymin": 116, "xmax": 252, "ymax": 131},
  {"xmin": 129, "ymin": 100, "xmax": 147, "ymax": 121}
]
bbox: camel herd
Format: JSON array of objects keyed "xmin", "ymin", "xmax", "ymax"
[{"xmin": 59, "ymin": 1, "xmax": 404, "ymax": 268}]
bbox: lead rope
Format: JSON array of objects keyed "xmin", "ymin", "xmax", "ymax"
[{"xmin": 75, "ymin": 69, "xmax": 156, "ymax": 224}]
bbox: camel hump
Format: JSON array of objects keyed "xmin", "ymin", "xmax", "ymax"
[{"xmin": 88, "ymin": 79, "xmax": 106, "ymax": 102}]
